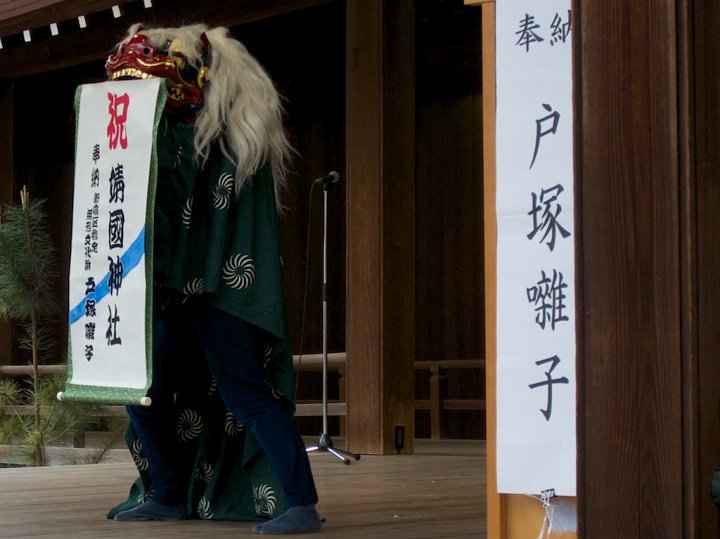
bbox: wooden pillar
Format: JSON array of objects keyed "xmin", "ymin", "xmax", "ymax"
[
  {"xmin": 477, "ymin": 0, "xmax": 502, "ymax": 533},
  {"xmin": 688, "ymin": 1, "xmax": 720, "ymax": 536},
  {"xmin": 345, "ymin": 0, "xmax": 415, "ymax": 454},
  {"xmin": 575, "ymin": 1, "xmax": 686, "ymax": 536},
  {"xmin": 0, "ymin": 80, "xmax": 13, "ymax": 366}
]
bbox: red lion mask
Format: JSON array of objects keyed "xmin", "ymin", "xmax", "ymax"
[{"xmin": 105, "ymin": 29, "xmax": 211, "ymax": 118}]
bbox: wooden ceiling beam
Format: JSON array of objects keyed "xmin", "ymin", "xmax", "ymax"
[
  {"xmin": 0, "ymin": 1, "xmax": 136, "ymax": 37},
  {"xmin": 0, "ymin": 0, "xmax": 334, "ymax": 77}
]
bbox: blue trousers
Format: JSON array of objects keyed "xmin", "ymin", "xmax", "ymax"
[{"xmin": 126, "ymin": 297, "xmax": 318, "ymax": 508}]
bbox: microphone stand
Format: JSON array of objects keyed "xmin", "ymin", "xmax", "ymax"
[{"xmin": 306, "ymin": 172, "xmax": 360, "ymax": 465}]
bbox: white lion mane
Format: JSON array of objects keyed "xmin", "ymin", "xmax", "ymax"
[{"xmin": 116, "ymin": 23, "xmax": 291, "ymax": 203}]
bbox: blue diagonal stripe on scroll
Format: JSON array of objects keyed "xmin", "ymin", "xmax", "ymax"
[{"xmin": 69, "ymin": 227, "xmax": 145, "ymax": 324}]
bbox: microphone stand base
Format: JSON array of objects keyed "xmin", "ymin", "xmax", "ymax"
[{"xmin": 306, "ymin": 433, "xmax": 361, "ymax": 465}]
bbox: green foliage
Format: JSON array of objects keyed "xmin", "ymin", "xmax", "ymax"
[
  {"xmin": 17, "ymin": 322, "xmax": 57, "ymax": 363},
  {"xmin": 0, "ymin": 187, "xmax": 123, "ymax": 466},
  {"xmin": 0, "ymin": 378, "xmax": 23, "ymax": 407},
  {"xmin": 0, "ymin": 414, "xmax": 32, "ymax": 444},
  {"xmin": 0, "ymin": 375, "xmax": 109, "ymax": 466},
  {"xmin": 0, "ymin": 190, "xmax": 59, "ymax": 322}
]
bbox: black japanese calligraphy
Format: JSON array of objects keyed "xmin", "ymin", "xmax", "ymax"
[
  {"xmin": 108, "ymin": 164, "xmax": 126, "ymax": 203},
  {"xmin": 106, "ymin": 304, "xmax": 122, "ymax": 346},
  {"xmin": 527, "ymin": 184, "xmax": 571, "ymax": 251},
  {"xmin": 549, "ymin": 11, "xmax": 571, "ymax": 46},
  {"xmin": 516, "ymin": 13, "xmax": 544, "ymax": 52},
  {"xmin": 526, "ymin": 269, "xmax": 569, "ymax": 330},
  {"xmin": 108, "ymin": 209, "xmax": 125, "ymax": 249},
  {"xmin": 515, "ymin": 11, "xmax": 572, "ymax": 52},
  {"xmin": 85, "ymin": 322, "xmax": 96, "ymax": 340},
  {"xmin": 108, "ymin": 255, "xmax": 124, "ymax": 295},
  {"xmin": 84, "ymin": 298, "xmax": 97, "ymax": 318},
  {"xmin": 85, "ymin": 277, "xmax": 96, "ymax": 295},
  {"xmin": 528, "ymin": 355, "xmax": 569, "ymax": 420},
  {"xmin": 530, "ymin": 104, "xmax": 560, "ymax": 169}
]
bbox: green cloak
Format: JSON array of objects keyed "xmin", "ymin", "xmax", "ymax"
[{"xmin": 108, "ymin": 115, "xmax": 295, "ymax": 521}]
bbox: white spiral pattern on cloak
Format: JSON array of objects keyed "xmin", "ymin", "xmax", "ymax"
[
  {"xmin": 136, "ymin": 487, "xmax": 153, "ymax": 504},
  {"xmin": 173, "ymin": 146, "xmax": 183, "ymax": 169},
  {"xmin": 253, "ymin": 484, "xmax": 277, "ymax": 517},
  {"xmin": 207, "ymin": 378, "xmax": 217, "ymax": 396},
  {"xmin": 131, "ymin": 439, "xmax": 149, "ymax": 471},
  {"xmin": 198, "ymin": 497, "xmax": 214, "ymax": 519},
  {"xmin": 225, "ymin": 411, "xmax": 245, "ymax": 437},
  {"xmin": 266, "ymin": 380, "xmax": 283, "ymax": 400},
  {"xmin": 263, "ymin": 341, "xmax": 273, "ymax": 369},
  {"xmin": 181, "ymin": 196, "xmax": 193, "ymax": 228},
  {"xmin": 222, "ymin": 254, "xmax": 255, "ymax": 289},
  {"xmin": 176, "ymin": 409, "xmax": 203, "ymax": 441},
  {"xmin": 196, "ymin": 461, "xmax": 214, "ymax": 484},
  {"xmin": 262, "ymin": 343, "xmax": 280, "ymax": 397},
  {"xmin": 182, "ymin": 278, "xmax": 205, "ymax": 295},
  {"xmin": 213, "ymin": 173, "xmax": 234, "ymax": 209}
]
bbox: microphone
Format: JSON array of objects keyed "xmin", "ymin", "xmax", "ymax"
[{"xmin": 314, "ymin": 171, "xmax": 340, "ymax": 185}]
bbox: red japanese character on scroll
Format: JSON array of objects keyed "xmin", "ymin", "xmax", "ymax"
[{"xmin": 107, "ymin": 92, "xmax": 130, "ymax": 149}]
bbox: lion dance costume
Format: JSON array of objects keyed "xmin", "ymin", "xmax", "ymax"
[{"xmin": 104, "ymin": 24, "xmax": 321, "ymax": 533}]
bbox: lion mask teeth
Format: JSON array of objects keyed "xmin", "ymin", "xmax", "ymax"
[{"xmin": 110, "ymin": 67, "xmax": 158, "ymax": 80}]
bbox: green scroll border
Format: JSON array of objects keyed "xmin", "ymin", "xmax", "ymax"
[{"xmin": 61, "ymin": 80, "xmax": 167, "ymax": 406}]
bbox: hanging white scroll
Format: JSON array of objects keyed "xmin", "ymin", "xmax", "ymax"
[
  {"xmin": 61, "ymin": 79, "xmax": 166, "ymax": 405},
  {"xmin": 495, "ymin": 1, "xmax": 576, "ymax": 495}
]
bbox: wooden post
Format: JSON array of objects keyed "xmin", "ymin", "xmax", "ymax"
[
  {"xmin": 429, "ymin": 364, "xmax": 442, "ymax": 441},
  {"xmin": 477, "ymin": 1, "xmax": 506, "ymax": 535},
  {"xmin": 691, "ymin": 2, "xmax": 720, "ymax": 536},
  {"xmin": 576, "ymin": 1, "xmax": 685, "ymax": 536},
  {"xmin": 345, "ymin": 0, "xmax": 415, "ymax": 454},
  {"xmin": 0, "ymin": 80, "xmax": 14, "ymax": 366}
]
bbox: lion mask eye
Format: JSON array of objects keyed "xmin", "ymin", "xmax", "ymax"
[
  {"xmin": 197, "ymin": 66, "xmax": 211, "ymax": 87},
  {"xmin": 172, "ymin": 51, "xmax": 188, "ymax": 70}
]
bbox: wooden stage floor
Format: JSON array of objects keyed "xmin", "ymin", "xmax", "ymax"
[{"xmin": 0, "ymin": 439, "xmax": 485, "ymax": 538}]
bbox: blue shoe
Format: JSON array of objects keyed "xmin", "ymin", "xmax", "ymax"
[
  {"xmin": 251, "ymin": 505, "xmax": 322, "ymax": 534},
  {"xmin": 114, "ymin": 499, "xmax": 186, "ymax": 521}
]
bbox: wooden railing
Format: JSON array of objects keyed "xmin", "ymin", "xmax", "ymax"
[
  {"xmin": 414, "ymin": 359, "xmax": 485, "ymax": 440},
  {"xmin": 1, "ymin": 354, "xmax": 485, "ymax": 441},
  {"xmin": 0, "ymin": 353, "xmax": 347, "ymax": 417}
]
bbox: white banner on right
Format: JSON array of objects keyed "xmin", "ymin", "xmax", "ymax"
[{"xmin": 495, "ymin": 1, "xmax": 576, "ymax": 496}]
